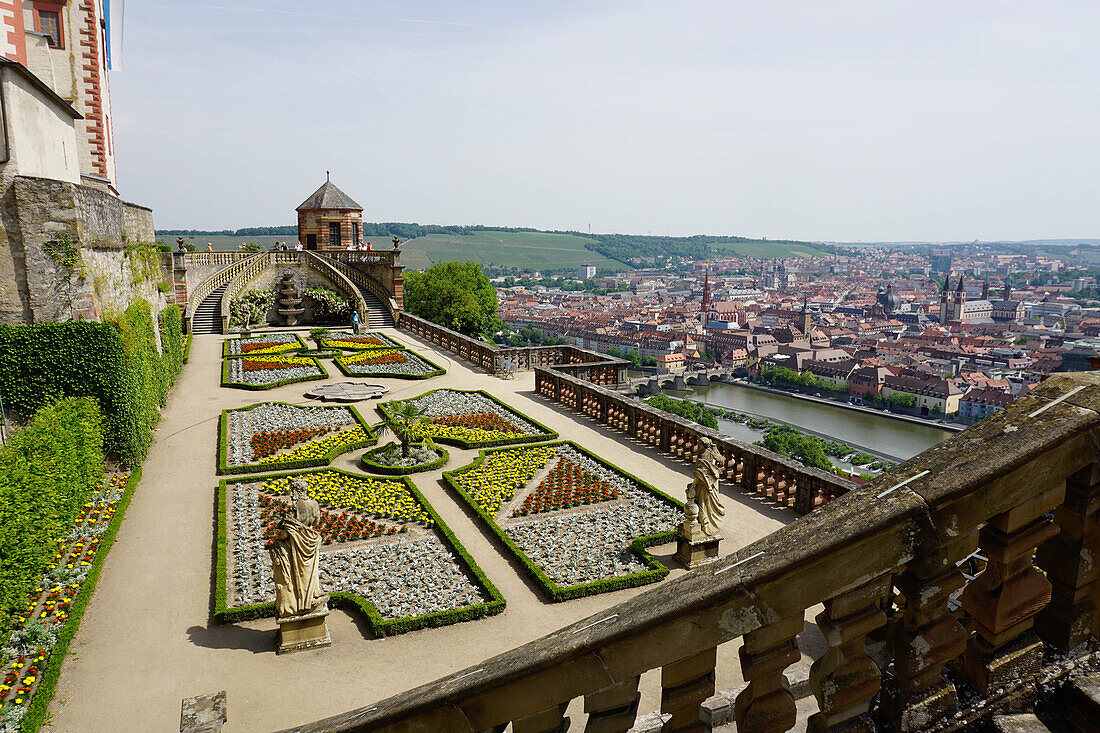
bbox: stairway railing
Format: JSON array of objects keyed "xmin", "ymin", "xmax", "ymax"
[
  {"xmin": 183, "ymin": 251, "xmax": 268, "ymax": 333},
  {"xmin": 279, "ymin": 371, "xmax": 1100, "ymax": 733},
  {"xmin": 314, "ymin": 254, "xmax": 398, "ymax": 323},
  {"xmin": 219, "ymin": 252, "xmax": 274, "ymax": 333},
  {"xmin": 301, "ymin": 251, "xmax": 368, "ymax": 324}
]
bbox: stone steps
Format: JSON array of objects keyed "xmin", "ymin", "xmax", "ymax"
[{"xmin": 192, "ymin": 284, "xmax": 228, "ymax": 334}]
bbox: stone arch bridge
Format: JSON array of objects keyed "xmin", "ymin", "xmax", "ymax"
[
  {"xmin": 170, "ymin": 249, "xmax": 403, "ymax": 334},
  {"xmin": 628, "ymin": 366, "xmax": 740, "ymax": 394}
]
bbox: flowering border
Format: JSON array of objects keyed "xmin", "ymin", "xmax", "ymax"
[
  {"xmin": 360, "ymin": 441, "xmax": 450, "ymax": 476},
  {"xmin": 213, "ymin": 467, "xmax": 505, "ymax": 636},
  {"xmin": 182, "ymin": 334, "xmax": 192, "ymax": 364},
  {"xmin": 443, "ymin": 442, "xmax": 682, "ymax": 602},
  {"xmin": 14, "ymin": 468, "xmax": 142, "ymax": 733},
  {"xmin": 376, "ymin": 389, "xmax": 558, "ymax": 448},
  {"xmin": 216, "ymin": 402, "xmax": 377, "ymax": 475},
  {"xmin": 220, "ymin": 354, "xmax": 329, "ymax": 391},
  {"xmin": 221, "ymin": 333, "xmax": 307, "ymax": 358},
  {"xmin": 332, "ymin": 349, "xmax": 446, "ymax": 380},
  {"xmin": 320, "ymin": 331, "xmax": 402, "ymax": 351}
]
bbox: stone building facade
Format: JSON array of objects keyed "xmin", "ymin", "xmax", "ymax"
[{"xmin": 296, "ymin": 177, "xmax": 364, "ymax": 250}]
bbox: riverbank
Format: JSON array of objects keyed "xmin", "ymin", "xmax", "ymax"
[{"xmin": 728, "ymin": 379, "xmax": 966, "ymax": 432}]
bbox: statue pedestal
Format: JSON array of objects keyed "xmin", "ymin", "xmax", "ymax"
[
  {"xmin": 276, "ymin": 607, "xmax": 331, "ymax": 654},
  {"xmin": 675, "ymin": 520, "xmax": 722, "ymax": 570}
]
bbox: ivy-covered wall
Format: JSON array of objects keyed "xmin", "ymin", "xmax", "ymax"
[
  {"xmin": 0, "ymin": 303, "xmax": 184, "ymax": 466},
  {"xmin": 0, "ymin": 397, "xmax": 103, "ymax": 628}
]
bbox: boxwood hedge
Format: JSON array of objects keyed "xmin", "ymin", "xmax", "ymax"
[
  {"xmin": 443, "ymin": 441, "xmax": 683, "ymax": 602},
  {"xmin": 214, "ymin": 468, "xmax": 505, "ymax": 634},
  {"xmin": 360, "ymin": 441, "xmax": 450, "ymax": 475}
]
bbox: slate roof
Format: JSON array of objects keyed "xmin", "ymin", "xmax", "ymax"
[{"xmin": 296, "ymin": 180, "xmax": 363, "ymax": 211}]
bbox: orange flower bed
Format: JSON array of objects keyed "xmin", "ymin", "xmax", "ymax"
[
  {"xmin": 432, "ymin": 412, "xmax": 519, "ymax": 434},
  {"xmin": 258, "ymin": 494, "xmax": 402, "ymax": 545},
  {"xmin": 240, "ymin": 341, "xmax": 290, "ymax": 353},
  {"xmin": 250, "ymin": 427, "xmax": 332, "ymax": 459},
  {"xmin": 513, "ymin": 458, "xmax": 619, "ymax": 516}
]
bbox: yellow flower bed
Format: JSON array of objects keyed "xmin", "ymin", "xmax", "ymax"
[
  {"xmin": 409, "ymin": 423, "xmax": 516, "ymax": 444},
  {"xmin": 256, "ymin": 427, "xmax": 370, "ymax": 465},
  {"xmin": 342, "ymin": 348, "xmax": 403, "ymax": 366},
  {"xmin": 453, "ymin": 446, "xmax": 553, "ymax": 514},
  {"xmin": 262, "ymin": 470, "xmax": 432, "ymax": 525},
  {"xmin": 243, "ymin": 342, "xmax": 301, "ymax": 355},
  {"xmin": 241, "ymin": 354, "xmax": 315, "ymax": 367}
]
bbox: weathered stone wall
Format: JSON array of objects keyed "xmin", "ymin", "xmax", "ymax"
[{"xmin": 0, "ymin": 175, "xmax": 164, "ymax": 325}]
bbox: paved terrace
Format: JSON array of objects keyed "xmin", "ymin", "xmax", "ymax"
[{"xmin": 46, "ymin": 328, "xmax": 814, "ymax": 732}]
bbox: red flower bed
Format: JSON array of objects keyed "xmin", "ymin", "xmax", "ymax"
[
  {"xmin": 250, "ymin": 427, "xmax": 332, "ymax": 459},
  {"xmin": 241, "ymin": 359, "xmax": 304, "ymax": 372},
  {"xmin": 342, "ymin": 336, "xmax": 385, "ymax": 346},
  {"xmin": 432, "ymin": 412, "xmax": 519, "ymax": 434},
  {"xmin": 513, "ymin": 458, "xmax": 619, "ymax": 516},
  {"xmin": 258, "ymin": 494, "xmax": 402, "ymax": 545},
  {"xmin": 357, "ymin": 351, "xmax": 408, "ymax": 365}
]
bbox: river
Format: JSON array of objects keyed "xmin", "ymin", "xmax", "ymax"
[{"xmin": 674, "ymin": 382, "xmax": 952, "ymax": 461}]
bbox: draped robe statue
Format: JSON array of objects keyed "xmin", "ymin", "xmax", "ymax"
[
  {"xmin": 686, "ymin": 437, "xmax": 725, "ymax": 536},
  {"xmin": 270, "ymin": 479, "xmax": 328, "ymax": 618}
]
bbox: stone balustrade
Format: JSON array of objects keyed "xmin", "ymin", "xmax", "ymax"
[
  {"xmin": 276, "ymin": 371, "xmax": 1100, "ymax": 733},
  {"xmin": 181, "ymin": 251, "xmax": 255, "ymax": 267},
  {"xmin": 182, "ymin": 251, "xmax": 268, "ymax": 333},
  {"xmin": 219, "ymin": 252, "xmax": 277, "ymax": 333}
]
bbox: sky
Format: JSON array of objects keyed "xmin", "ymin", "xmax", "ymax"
[{"xmin": 110, "ymin": 1, "xmax": 1100, "ymax": 242}]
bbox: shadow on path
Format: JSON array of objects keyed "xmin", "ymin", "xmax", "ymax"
[{"xmin": 187, "ymin": 624, "xmax": 275, "ymax": 654}]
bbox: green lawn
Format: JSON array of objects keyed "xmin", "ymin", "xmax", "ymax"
[
  {"xmin": 397, "ymin": 231, "xmax": 620, "ymax": 272},
  {"xmin": 708, "ymin": 240, "xmax": 833, "ymax": 258}
]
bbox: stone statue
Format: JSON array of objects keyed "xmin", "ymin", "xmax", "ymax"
[
  {"xmin": 238, "ymin": 303, "xmax": 252, "ymax": 337},
  {"xmin": 686, "ymin": 437, "xmax": 725, "ymax": 536},
  {"xmin": 270, "ymin": 478, "xmax": 328, "ymax": 618},
  {"xmin": 176, "ymin": 236, "xmax": 186, "ymax": 252}
]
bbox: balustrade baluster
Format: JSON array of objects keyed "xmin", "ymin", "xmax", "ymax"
[
  {"xmin": 662, "ymin": 647, "xmax": 717, "ymax": 733},
  {"xmin": 1036, "ymin": 462, "xmax": 1100, "ymax": 651},
  {"xmin": 584, "ymin": 677, "xmax": 640, "ymax": 733},
  {"xmin": 735, "ymin": 615, "xmax": 804, "ymax": 733},
  {"xmin": 512, "ymin": 701, "xmax": 569, "ymax": 733},
  {"xmin": 808, "ymin": 575, "xmax": 890, "ymax": 732},
  {"xmin": 881, "ymin": 532, "xmax": 975, "ymax": 731}
]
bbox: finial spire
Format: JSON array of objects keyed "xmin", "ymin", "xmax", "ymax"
[{"xmin": 326, "ymin": 170, "xmax": 330, "ymax": 182}]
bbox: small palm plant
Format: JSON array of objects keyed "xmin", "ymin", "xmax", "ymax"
[
  {"xmin": 380, "ymin": 401, "xmax": 429, "ymax": 458},
  {"xmin": 309, "ymin": 327, "xmax": 330, "ymax": 351}
]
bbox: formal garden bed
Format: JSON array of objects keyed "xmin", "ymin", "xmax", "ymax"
[
  {"xmin": 218, "ymin": 402, "xmax": 376, "ymax": 475},
  {"xmin": 0, "ymin": 473, "xmax": 135, "ymax": 733},
  {"xmin": 334, "ymin": 349, "xmax": 446, "ymax": 379},
  {"xmin": 221, "ymin": 353, "xmax": 328, "ymax": 389},
  {"xmin": 320, "ymin": 332, "xmax": 402, "ymax": 351},
  {"xmin": 222, "ymin": 333, "xmax": 306, "ymax": 357},
  {"xmin": 378, "ymin": 389, "xmax": 557, "ymax": 448},
  {"xmin": 444, "ymin": 442, "xmax": 682, "ymax": 601},
  {"xmin": 361, "ymin": 441, "xmax": 449, "ymax": 475},
  {"xmin": 216, "ymin": 468, "xmax": 504, "ymax": 635}
]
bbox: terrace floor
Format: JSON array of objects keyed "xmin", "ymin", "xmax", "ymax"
[{"xmin": 46, "ymin": 328, "xmax": 810, "ymax": 732}]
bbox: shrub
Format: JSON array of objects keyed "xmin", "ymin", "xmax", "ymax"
[
  {"xmin": 304, "ymin": 288, "xmax": 352, "ymax": 325},
  {"xmin": 229, "ymin": 289, "xmax": 275, "ymax": 328},
  {"xmin": 0, "ymin": 398, "xmax": 103, "ymax": 630},
  {"xmin": 0, "ymin": 303, "xmax": 183, "ymax": 466}
]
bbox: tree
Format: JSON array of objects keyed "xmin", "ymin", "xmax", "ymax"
[
  {"xmin": 404, "ymin": 261, "xmax": 501, "ymax": 337},
  {"xmin": 381, "ymin": 402, "xmax": 429, "ymax": 458}
]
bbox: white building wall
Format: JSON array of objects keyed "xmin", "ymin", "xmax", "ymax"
[{"xmin": 1, "ymin": 67, "xmax": 79, "ymax": 182}]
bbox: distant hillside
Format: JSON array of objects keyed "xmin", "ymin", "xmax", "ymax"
[{"xmin": 156, "ymin": 223, "xmax": 835, "ymax": 271}]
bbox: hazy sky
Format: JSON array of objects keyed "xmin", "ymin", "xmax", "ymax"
[{"xmin": 111, "ymin": 1, "xmax": 1100, "ymax": 241}]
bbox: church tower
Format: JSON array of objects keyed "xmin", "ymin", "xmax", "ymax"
[
  {"xmin": 982, "ymin": 275, "xmax": 990, "ymax": 301},
  {"xmin": 940, "ymin": 276, "xmax": 952, "ymax": 322},
  {"xmin": 800, "ymin": 296, "xmax": 812, "ymax": 334},
  {"xmin": 701, "ymin": 270, "xmax": 712, "ymax": 327}
]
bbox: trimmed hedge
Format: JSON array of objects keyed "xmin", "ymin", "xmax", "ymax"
[
  {"xmin": 216, "ymin": 402, "xmax": 377, "ymax": 475},
  {"xmin": 360, "ymin": 441, "xmax": 450, "ymax": 475},
  {"xmin": 333, "ymin": 349, "xmax": 447, "ymax": 380},
  {"xmin": 158, "ymin": 304, "xmax": 184, "ymax": 383},
  {"xmin": 443, "ymin": 441, "xmax": 683, "ymax": 602},
  {"xmin": 221, "ymin": 333, "xmax": 306, "ymax": 358},
  {"xmin": 182, "ymin": 334, "xmax": 193, "ymax": 364},
  {"xmin": 214, "ymin": 468, "xmax": 505, "ymax": 634},
  {"xmin": 220, "ymin": 355, "xmax": 329, "ymax": 390},
  {"xmin": 0, "ymin": 302, "xmax": 181, "ymax": 466},
  {"xmin": 0, "ymin": 398, "xmax": 103, "ymax": 632},
  {"xmin": 377, "ymin": 389, "xmax": 558, "ymax": 449},
  {"xmin": 19, "ymin": 467, "xmax": 141, "ymax": 733}
]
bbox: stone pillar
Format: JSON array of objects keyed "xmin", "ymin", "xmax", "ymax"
[
  {"xmin": 662, "ymin": 647, "xmax": 717, "ymax": 733},
  {"xmin": 808, "ymin": 576, "xmax": 890, "ymax": 733},
  {"xmin": 584, "ymin": 677, "xmax": 639, "ymax": 733},
  {"xmin": 512, "ymin": 702, "xmax": 569, "ymax": 733},
  {"xmin": 1036, "ymin": 463, "xmax": 1100, "ymax": 651},
  {"xmin": 881, "ymin": 532, "xmax": 976, "ymax": 732},
  {"xmin": 958, "ymin": 485, "xmax": 1061, "ymax": 699},
  {"xmin": 734, "ymin": 615, "xmax": 803, "ymax": 733}
]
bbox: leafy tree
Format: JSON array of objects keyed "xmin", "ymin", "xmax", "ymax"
[
  {"xmin": 759, "ymin": 426, "xmax": 832, "ymax": 471},
  {"xmin": 404, "ymin": 261, "xmax": 502, "ymax": 337}
]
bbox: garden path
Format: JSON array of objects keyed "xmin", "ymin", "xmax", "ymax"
[{"xmin": 46, "ymin": 329, "xmax": 803, "ymax": 732}]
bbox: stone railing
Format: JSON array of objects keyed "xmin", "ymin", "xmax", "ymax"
[
  {"xmin": 183, "ymin": 251, "xmax": 268, "ymax": 333},
  {"xmin": 399, "ymin": 312, "xmax": 626, "ymax": 384},
  {"xmin": 536, "ymin": 367, "xmax": 853, "ymax": 515},
  {"xmin": 318, "ymin": 254, "xmax": 399, "ymax": 322},
  {"xmin": 301, "ymin": 251, "xmax": 369, "ymax": 323},
  {"xmin": 181, "ymin": 251, "xmax": 254, "ymax": 267},
  {"xmin": 219, "ymin": 252, "xmax": 276, "ymax": 333},
  {"xmin": 279, "ymin": 371, "xmax": 1100, "ymax": 733},
  {"xmin": 324, "ymin": 249, "xmax": 399, "ymax": 268}
]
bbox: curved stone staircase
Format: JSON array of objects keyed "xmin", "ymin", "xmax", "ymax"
[{"xmin": 191, "ymin": 284, "xmax": 228, "ymax": 334}]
